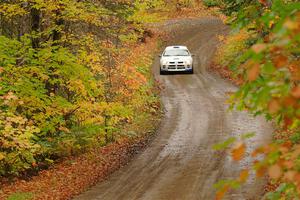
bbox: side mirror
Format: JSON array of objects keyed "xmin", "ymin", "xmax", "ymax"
[
  {"xmin": 191, "ymin": 54, "xmax": 195, "ymax": 57},
  {"xmin": 158, "ymin": 55, "xmax": 162, "ymax": 57}
]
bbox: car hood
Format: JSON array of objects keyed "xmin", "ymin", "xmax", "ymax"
[{"xmin": 160, "ymin": 56, "xmax": 192, "ymax": 63}]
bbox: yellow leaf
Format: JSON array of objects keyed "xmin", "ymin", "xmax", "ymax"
[
  {"xmin": 0, "ymin": 152, "xmax": 5, "ymax": 161},
  {"xmin": 284, "ymin": 20, "xmax": 299, "ymax": 30},
  {"xmin": 218, "ymin": 35, "xmax": 225, "ymax": 42},
  {"xmin": 269, "ymin": 20, "xmax": 275, "ymax": 28}
]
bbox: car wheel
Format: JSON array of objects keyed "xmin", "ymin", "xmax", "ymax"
[
  {"xmin": 160, "ymin": 69, "xmax": 166, "ymax": 75},
  {"xmin": 190, "ymin": 68, "xmax": 194, "ymax": 74}
]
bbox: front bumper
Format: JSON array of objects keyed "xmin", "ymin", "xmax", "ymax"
[{"xmin": 160, "ymin": 65, "xmax": 193, "ymax": 72}]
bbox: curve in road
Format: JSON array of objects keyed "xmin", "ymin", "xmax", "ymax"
[{"xmin": 74, "ymin": 17, "xmax": 272, "ymax": 200}]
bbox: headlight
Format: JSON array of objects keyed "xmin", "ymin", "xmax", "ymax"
[
  {"xmin": 185, "ymin": 61, "xmax": 192, "ymax": 65},
  {"xmin": 161, "ymin": 60, "xmax": 168, "ymax": 65}
]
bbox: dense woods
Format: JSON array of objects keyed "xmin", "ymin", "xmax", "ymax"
[
  {"xmin": 4, "ymin": 0, "xmax": 300, "ymax": 199},
  {"xmin": 0, "ymin": 0, "xmax": 203, "ymax": 178},
  {"xmin": 208, "ymin": 0, "xmax": 300, "ymax": 199},
  {"xmin": 0, "ymin": 0, "xmax": 171, "ymax": 177}
]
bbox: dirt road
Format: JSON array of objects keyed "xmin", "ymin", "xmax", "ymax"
[{"xmin": 74, "ymin": 17, "xmax": 272, "ymax": 200}]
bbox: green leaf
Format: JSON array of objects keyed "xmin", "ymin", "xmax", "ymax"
[{"xmin": 213, "ymin": 137, "xmax": 236, "ymax": 150}]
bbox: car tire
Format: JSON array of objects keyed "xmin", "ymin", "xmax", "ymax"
[
  {"xmin": 190, "ymin": 68, "xmax": 194, "ymax": 74},
  {"xmin": 160, "ymin": 69, "xmax": 166, "ymax": 75}
]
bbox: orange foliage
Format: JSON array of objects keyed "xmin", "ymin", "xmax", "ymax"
[{"xmin": 231, "ymin": 142, "xmax": 246, "ymax": 161}]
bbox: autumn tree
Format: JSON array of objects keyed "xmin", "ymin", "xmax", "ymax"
[
  {"xmin": 0, "ymin": 0, "xmax": 162, "ymax": 176},
  {"xmin": 211, "ymin": 0, "xmax": 300, "ymax": 199}
]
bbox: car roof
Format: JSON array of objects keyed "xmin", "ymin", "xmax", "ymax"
[{"xmin": 165, "ymin": 46, "xmax": 188, "ymax": 50}]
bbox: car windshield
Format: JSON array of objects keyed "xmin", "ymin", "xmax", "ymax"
[{"xmin": 163, "ymin": 49, "xmax": 189, "ymax": 56}]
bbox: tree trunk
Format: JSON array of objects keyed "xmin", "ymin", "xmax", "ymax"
[
  {"xmin": 30, "ymin": 7, "xmax": 40, "ymax": 48},
  {"xmin": 52, "ymin": 10, "xmax": 64, "ymax": 42}
]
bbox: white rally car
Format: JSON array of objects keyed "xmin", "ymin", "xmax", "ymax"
[{"xmin": 159, "ymin": 46, "xmax": 194, "ymax": 75}]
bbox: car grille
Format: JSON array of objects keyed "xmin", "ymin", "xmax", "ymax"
[{"xmin": 166, "ymin": 62, "xmax": 187, "ymax": 70}]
